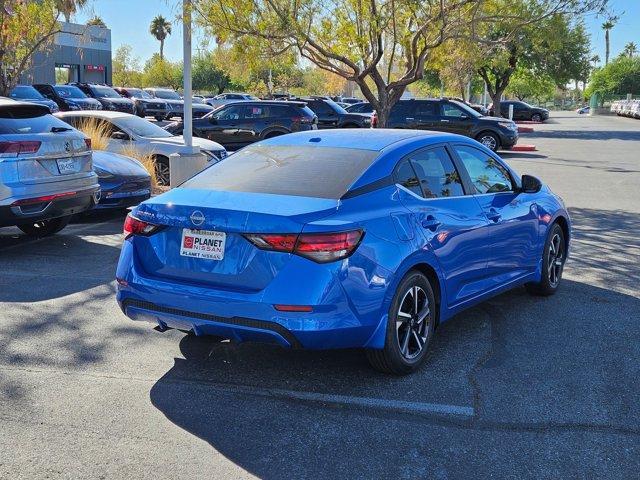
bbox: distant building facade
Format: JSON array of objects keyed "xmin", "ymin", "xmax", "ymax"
[{"xmin": 21, "ymin": 22, "xmax": 112, "ymax": 85}]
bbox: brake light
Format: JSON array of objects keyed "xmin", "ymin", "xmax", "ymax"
[
  {"xmin": 243, "ymin": 230, "xmax": 363, "ymax": 263},
  {"xmin": 274, "ymin": 304, "xmax": 313, "ymax": 312},
  {"xmin": 84, "ymin": 138, "xmax": 92, "ymax": 149},
  {"xmin": 0, "ymin": 141, "xmax": 41, "ymax": 155},
  {"xmin": 123, "ymin": 213, "xmax": 159, "ymax": 237}
]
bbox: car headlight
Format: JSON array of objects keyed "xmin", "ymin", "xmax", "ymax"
[
  {"xmin": 67, "ymin": 101, "xmax": 80, "ymax": 110},
  {"xmin": 94, "ymin": 166, "xmax": 115, "ymax": 179},
  {"xmin": 499, "ymin": 121, "xmax": 518, "ymax": 131}
]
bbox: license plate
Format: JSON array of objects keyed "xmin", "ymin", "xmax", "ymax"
[
  {"xmin": 57, "ymin": 158, "xmax": 75, "ymax": 174},
  {"xmin": 180, "ymin": 229, "xmax": 226, "ymax": 260}
]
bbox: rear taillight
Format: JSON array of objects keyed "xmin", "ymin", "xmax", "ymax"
[
  {"xmin": 0, "ymin": 141, "xmax": 41, "ymax": 155},
  {"xmin": 123, "ymin": 213, "xmax": 159, "ymax": 238},
  {"xmin": 11, "ymin": 191, "xmax": 76, "ymax": 206},
  {"xmin": 84, "ymin": 138, "xmax": 92, "ymax": 149},
  {"xmin": 243, "ymin": 230, "xmax": 363, "ymax": 263},
  {"xmin": 372, "ymin": 112, "xmax": 378, "ymax": 128}
]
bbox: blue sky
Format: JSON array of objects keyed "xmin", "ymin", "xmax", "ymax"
[{"xmin": 77, "ymin": 0, "xmax": 639, "ymax": 65}]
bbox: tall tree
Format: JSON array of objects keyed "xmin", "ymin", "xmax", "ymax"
[
  {"xmin": 195, "ymin": 0, "xmax": 606, "ymax": 126},
  {"xmin": 149, "ymin": 15, "xmax": 172, "ymax": 60},
  {"xmin": 55, "ymin": 0, "xmax": 87, "ymax": 22},
  {"xmin": 623, "ymin": 42, "xmax": 638, "ymax": 58},
  {"xmin": 0, "ymin": 0, "xmax": 60, "ymax": 96},
  {"xmin": 601, "ymin": 15, "xmax": 619, "ymax": 65},
  {"xmin": 476, "ymin": 3, "xmax": 602, "ymax": 117}
]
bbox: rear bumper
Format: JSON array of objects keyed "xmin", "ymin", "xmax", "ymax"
[
  {"xmin": 0, "ymin": 185, "xmax": 100, "ymax": 227},
  {"xmin": 115, "ymin": 240, "xmax": 393, "ymax": 350}
]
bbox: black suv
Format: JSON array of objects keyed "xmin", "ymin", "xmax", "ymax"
[
  {"xmin": 164, "ymin": 101, "xmax": 317, "ymax": 150},
  {"xmin": 491, "ymin": 101, "xmax": 549, "ymax": 122},
  {"xmin": 33, "ymin": 84, "xmax": 103, "ymax": 111},
  {"xmin": 293, "ymin": 97, "xmax": 372, "ymax": 129},
  {"xmin": 69, "ymin": 83, "xmax": 135, "ymax": 114},
  {"xmin": 114, "ymin": 87, "xmax": 168, "ymax": 121},
  {"xmin": 386, "ymin": 99, "xmax": 519, "ymax": 151}
]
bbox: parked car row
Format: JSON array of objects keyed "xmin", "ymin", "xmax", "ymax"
[
  {"xmin": 8, "ymin": 84, "xmax": 214, "ymax": 121},
  {"xmin": 611, "ymin": 99, "xmax": 640, "ymax": 118}
]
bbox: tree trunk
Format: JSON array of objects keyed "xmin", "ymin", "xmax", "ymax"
[
  {"xmin": 160, "ymin": 40, "xmax": 164, "ymax": 60},
  {"xmin": 490, "ymin": 89, "xmax": 507, "ymax": 117},
  {"xmin": 605, "ymin": 30, "xmax": 610, "ymax": 65}
]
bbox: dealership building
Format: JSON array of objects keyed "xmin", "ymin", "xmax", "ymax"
[{"xmin": 21, "ymin": 22, "xmax": 112, "ymax": 85}]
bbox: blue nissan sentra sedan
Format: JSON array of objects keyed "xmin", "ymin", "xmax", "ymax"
[{"xmin": 115, "ymin": 129, "xmax": 570, "ymax": 374}]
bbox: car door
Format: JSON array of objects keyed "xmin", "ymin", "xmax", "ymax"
[
  {"xmin": 394, "ymin": 145, "xmax": 492, "ymax": 307},
  {"xmin": 439, "ymin": 102, "xmax": 473, "ymax": 137},
  {"xmin": 309, "ymin": 100, "xmax": 339, "ymax": 128},
  {"xmin": 451, "ymin": 143, "xmax": 539, "ymax": 283},
  {"xmin": 409, "ymin": 101, "xmax": 438, "ymax": 130},
  {"xmin": 203, "ymin": 104, "xmax": 249, "ymax": 147}
]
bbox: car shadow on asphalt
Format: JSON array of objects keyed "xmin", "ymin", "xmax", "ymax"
[{"xmin": 149, "ymin": 275, "xmax": 640, "ymax": 478}]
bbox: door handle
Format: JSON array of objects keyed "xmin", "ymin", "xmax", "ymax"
[
  {"xmin": 440, "ymin": 119, "xmax": 450, "ymax": 123},
  {"xmin": 421, "ymin": 215, "xmax": 441, "ymax": 231},
  {"xmin": 486, "ymin": 209, "xmax": 501, "ymax": 223}
]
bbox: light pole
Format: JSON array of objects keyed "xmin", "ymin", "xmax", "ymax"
[{"xmin": 182, "ymin": 0, "xmax": 195, "ymax": 153}]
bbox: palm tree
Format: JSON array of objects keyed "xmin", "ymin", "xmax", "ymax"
[
  {"xmin": 601, "ymin": 15, "xmax": 619, "ymax": 65},
  {"xmin": 86, "ymin": 16, "xmax": 107, "ymax": 28},
  {"xmin": 55, "ymin": 0, "xmax": 88, "ymax": 23},
  {"xmin": 623, "ymin": 42, "xmax": 638, "ymax": 58},
  {"xmin": 150, "ymin": 15, "xmax": 172, "ymax": 61},
  {"xmin": 589, "ymin": 54, "xmax": 600, "ymax": 67}
]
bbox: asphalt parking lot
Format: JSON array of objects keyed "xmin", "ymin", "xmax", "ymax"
[{"xmin": 1, "ymin": 111, "xmax": 639, "ymax": 479}]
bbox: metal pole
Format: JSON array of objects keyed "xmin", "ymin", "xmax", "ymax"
[{"xmin": 183, "ymin": 0, "xmax": 194, "ymax": 151}]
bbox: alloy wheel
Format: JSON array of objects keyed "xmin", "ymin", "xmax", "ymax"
[
  {"xmin": 396, "ymin": 285, "xmax": 431, "ymax": 360},
  {"xmin": 479, "ymin": 135, "xmax": 497, "ymax": 150},
  {"xmin": 547, "ymin": 232, "xmax": 565, "ymax": 287},
  {"xmin": 532, "ymin": 114, "xmax": 542, "ymax": 122}
]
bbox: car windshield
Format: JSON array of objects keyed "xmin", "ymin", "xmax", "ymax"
[
  {"xmin": 126, "ymin": 88, "xmax": 153, "ymax": 99},
  {"xmin": 92, "ymin": 86, "xmax": 122, "ymax": 98},
  {"xmin": 183, "ymin": 145, "xmax": 379, "ymax": 199},
  {"xmin": 450, "ymin": 100, "xmax": 481, "ymax": 118},
  {"xmin": 114, "ymin": 115, "xmax": 173, "ymax": 138},
  {"xmin": 153, "ymin": 90, "xmax": 181, "ymax": 100},
  {"xmin": 54, "ymin": 85, "xmax": 88, "ymax": 98},
  {"xmin": 10, "ymin": 86, "xmax": 45, "ymax": 100},
  {"xmin": 325, "ymin": 99, "xmax": 348, "ymax": 114},
  {"xmin": 0, "ymin": 106, "xmax": 73, "ymax": 134}
]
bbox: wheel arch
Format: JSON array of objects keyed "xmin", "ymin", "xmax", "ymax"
[
  {"xmin": 363, "ymin": 257, "xmax": 446, "ymax": 350},
  {"xmin": 262, "ymin": 127, "xmax": 290, "ymax": 139},
  {"xmin": 475, "ymin": 130, "xmax": 501, "ymax": 150}
]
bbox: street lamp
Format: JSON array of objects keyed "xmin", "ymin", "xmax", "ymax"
[{"xmin": 182, "ymin": 0, "xmax": 195, "ymax": 153}]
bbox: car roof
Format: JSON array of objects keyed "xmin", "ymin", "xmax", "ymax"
[
  {"xmin": 56, "ymin": 110, "xmax": 133, "ymax": 120},
  {"xmin": 258, "ymin": 128, "xmax": 456, "ymax": 151}
]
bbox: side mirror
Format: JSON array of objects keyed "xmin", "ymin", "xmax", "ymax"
[
  {"xmin": 521, "ymin": 174, "xmax": 542, "ymax": 193},
  {"xmin": 111, "ymin": 131, "xmax": 130, "ymax": 141},
  {"xmin": 208, "ymin": 116, "xmax": 218, "ymax": 124}
]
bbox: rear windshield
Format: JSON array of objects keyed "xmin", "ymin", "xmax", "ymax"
[
  {"xmin": 0, "ymin": 106, "xmax": 74, "ymax": 134},
  {"xmin": 10, "ymin": 86, "xmax": 45, "ymax": 100},
  {"xmin": 183, "ymin": 145, "xmax": 379, "ymax": 199}
]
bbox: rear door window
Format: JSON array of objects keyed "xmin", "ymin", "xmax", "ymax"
[
  {"xmin": 184, "ymin": 145, "xmax": 378, "ymax": 199},
  {"xmin": 394, "ymin": 159, "xmax": 422, "ymax": 196},
  {"xmin": 408, "ymin": 147, "xmax": 464, "ymax": 198}
]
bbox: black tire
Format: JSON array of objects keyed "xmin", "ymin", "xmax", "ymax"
[
  {"xmin": 17, "ymin": 215, "xmax": 71, "ymax": 237},
  {"xmin": 264, "ymin": 131, "xmax": 285, "ymax": 139},
  {"xmin": 531, "ymin": 113, "xmax": 543, "ymax": 122},
  {"xmin": 476, "ymin": 131, "xmax": 500, "ymax": 151},
  {"xmin": 525, "ymin": 223, "xmax": 566, "ymax": 296},
  {"xmin": 366, "ymin": 270, "xmax": 436, "ymax": 375},
  {"xmin": 154, "ymin": 156, "xmax": 170, "ymax": 186},
  {"xmin": 155, "ymin": 115, "xmax": 165, "ymax": 122}
]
